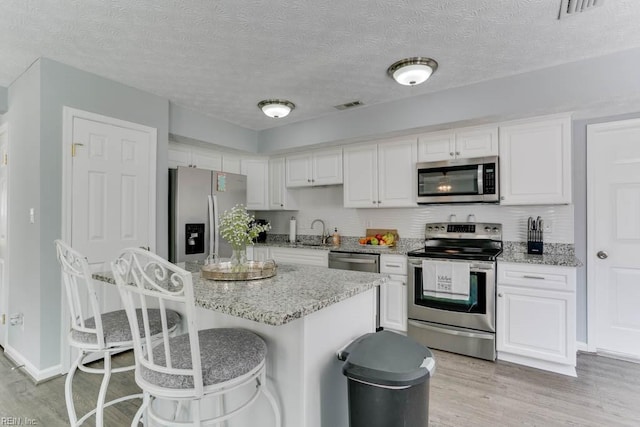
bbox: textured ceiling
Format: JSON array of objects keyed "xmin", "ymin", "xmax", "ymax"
[{"xmin": 2, "ymin": 0, "xmax": 640, "ymax": 130}]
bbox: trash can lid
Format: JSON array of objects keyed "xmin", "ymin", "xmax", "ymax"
[{"xmin": 341, "ymin": 330, "xmax": 435, "ymax": 387}]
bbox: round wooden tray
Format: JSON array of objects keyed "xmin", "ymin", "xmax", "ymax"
[{"xmin": 200, "ymin": 259, "xmax": 277, "ymax": 281}]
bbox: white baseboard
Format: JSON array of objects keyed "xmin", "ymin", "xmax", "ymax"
[
  {"xmin": 576, "ymin": 341, "xmax": 589, "ymax": 353},
  {"xmin": 3, "ymin": 344, "xmax": 62, "ymax": 383}
]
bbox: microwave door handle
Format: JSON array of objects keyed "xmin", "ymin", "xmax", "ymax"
[{"xmin": 477, "ymin": 165, "xmax": 484, "ymax": 195}]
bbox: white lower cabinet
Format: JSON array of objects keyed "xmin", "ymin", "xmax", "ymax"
[
  {"xmin": 497, "ymin": 262, "xmax": 576, "ymax": 376},
  {"xmin": 379, "ymin": 255, "xmax": 407, "ymax": 333}
]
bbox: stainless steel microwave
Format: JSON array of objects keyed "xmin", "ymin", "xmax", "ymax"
[{"xmin": 416, "ymin": 156, "xmax": 499, "ymax": 204}]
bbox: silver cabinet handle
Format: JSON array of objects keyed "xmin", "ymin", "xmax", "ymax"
[
  {"xmin": 384, "ymin": 263, "xmax": 403, "ymax": 268},
  {"xmin": 372, "ymin": 201, "xmax": 377, "ymax": 204},
  {"xmin": 597, "ymin": 251, "xmax": 608, "ymax": 259},
  {"xmin": 455, "ymin": 151, "xmax": 460, "ymax": 155},
  {"xmin": 523, "ymin": 275, "xmax": 545, "ymax": 280},
  {"xmin": 449, "ymin": 152, "xmax": 454, "ymax": 156},
  {"xmin": 498, "ymin": 293, "xmax": 503, "ymax": 297}
]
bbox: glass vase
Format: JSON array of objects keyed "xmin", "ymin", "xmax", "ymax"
[{"xmin": 230, "ymin": 246, "xmax": 247, "ymax": 272}]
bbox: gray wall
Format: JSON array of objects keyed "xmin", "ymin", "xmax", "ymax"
[
  {"xmin": 7, "ymin": 60, "xmax": 42, "ymax": 365},
  {"xmin": 169, "ymin": 103, "xmax": 258, "ymax": 152},
  {"xmin": 258, "ymin": 47, "xmax": 640, "ymax": 153},
  {"xmin": 7, "ymin": 58, "xmax": 170, "ymax": 371},
  {"xmin": 0, "ymin": 86, "xmax": 7, "ymax": 113}
]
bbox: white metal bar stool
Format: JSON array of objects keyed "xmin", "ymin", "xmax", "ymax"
[
  {"xmin": 55, "ymin": 240, "xmax": 182, "ymax": 426},
  {"xmin": 112, "ymin": 248, "xmax": 281, "ymax": 427}
]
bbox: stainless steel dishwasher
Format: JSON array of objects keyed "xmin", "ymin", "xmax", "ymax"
[
  {"xmin": 329, "ymin": 251, "xmax": 381, "ymax": 329},
  {"xmin": 328, "ymin": 251, "xmax": 380, "ymax": 273}
]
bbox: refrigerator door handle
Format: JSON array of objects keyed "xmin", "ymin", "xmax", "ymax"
[
  {"xmin": 213, "ymin": 195, "xmax": 220, "ymax": 259},
  {"xmin": 208, "ymin": 195, "xmax": 217, "ymax": 261}
]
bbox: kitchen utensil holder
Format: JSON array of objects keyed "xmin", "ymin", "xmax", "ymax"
[{"xmin": 527, "ymin": 240, "xmax": 543, "ymax": 255}]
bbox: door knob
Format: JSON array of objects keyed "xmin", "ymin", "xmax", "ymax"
[{"xmin": 596, "ymin": 251, "xmax": 608, "ymax": 259}]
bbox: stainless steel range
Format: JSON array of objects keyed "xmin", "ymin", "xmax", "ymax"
[{"xmin": 407, "ymin": 222, "xmax": 502, "ymax": 361}]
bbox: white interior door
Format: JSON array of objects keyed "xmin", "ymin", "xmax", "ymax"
[
  {"xmin": 588, "ymin": 118, "xmax": 640, "ymax": 359},
  {"xmin": 69, "ymin": 112, "xmax": 156, "ymax": 312},
  {"xmin": 0, "ymin": 123, "xmax": 8, "ymax": 348}
]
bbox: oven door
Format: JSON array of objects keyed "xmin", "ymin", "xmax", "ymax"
[{"xmin": 407, "ymin": 257, "xmax": 496, "ymax": 332}]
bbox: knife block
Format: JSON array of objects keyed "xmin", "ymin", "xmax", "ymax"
[{"xmin": 527, "ymin": 240, "xmax": 543, "ymax": 255}]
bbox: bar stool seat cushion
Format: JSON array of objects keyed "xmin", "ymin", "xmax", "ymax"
[
  {"xmin": 141, "ymin": 328, "xmax": 267, "ymax": 389},
  {"xmin": 71, "ymin": 309, "xmax": 182, "ymax": 345}
]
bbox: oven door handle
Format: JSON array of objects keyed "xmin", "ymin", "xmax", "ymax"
[{"xmin": 408, "ymin": 320, "xmax": 494, "ymax": 340}]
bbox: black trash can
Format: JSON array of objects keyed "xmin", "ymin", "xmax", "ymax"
[{"xmin": 338, "ymin": 330, "xmax": 435, "ymax": 427}]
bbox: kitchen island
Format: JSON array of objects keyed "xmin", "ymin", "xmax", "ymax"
[{"xmin": 95, "ymin": 263, "xmax": 387, "ymax": 427}]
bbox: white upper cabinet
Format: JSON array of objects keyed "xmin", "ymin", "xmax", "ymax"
[
  {"xmin": 241, "ymin": 158, "xmax": 269, "ymax": 210},
  {"xmin": 499, "ymin": 114, "xmax": 572, "ymax": 205},
  {"xmin": 268, "ymin": 157, "xmax": 297, "ymax": 210},
  {"xmin": 168, "ymin": 143, "xmax": 222, "ymax": 171},
  {"xmin": 344, "ymin": 137, "xmax": 417, "ymax": 208},
  {"xmin": 168, "ymin": 142, "xmax": 240, "ymax": 173},
  {"xmin": 418, "ymin": 125, "xmax": 498, "ymax": 162},
  {"xmin": 285, "ymin": 148, "xmax": 343, "ymax": 187}
]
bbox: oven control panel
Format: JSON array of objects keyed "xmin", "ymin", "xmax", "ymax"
[{"xmin": 425, "ymin": 222, "xmax": 502, "ymax": 240}]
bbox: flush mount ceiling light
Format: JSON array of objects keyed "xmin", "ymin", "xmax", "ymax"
[
  {"xmin": 387, "ymin": 57, "xmax": 438, "ymax": 86},
  {"xmin": 257, "ymin": 99, "xmax": 296, "ymax": 118}
]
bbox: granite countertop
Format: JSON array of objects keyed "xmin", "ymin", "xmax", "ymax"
[
  {"xmin": 498, "ymin": 242, "xmax": 583, "ymax": 267},
  {"xmin": 94, "ymin": 263, "xmax": 388, "ymax": 326},
  {"xmin": 257, "ymin": 235, "xmax": 583, "ymax": 267}
]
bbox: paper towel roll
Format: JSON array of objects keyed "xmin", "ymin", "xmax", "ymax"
[{"xmin": 289, "ymin": 217, "xmax": 297, "ymax": 243}]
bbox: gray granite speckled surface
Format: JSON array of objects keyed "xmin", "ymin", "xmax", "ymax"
[
  {"xmin": 499, "ymin": 242, "xmax": 582, "ymax": 267},
  {"xmin": 94, "ymin": 263, "xmax": 387, "ymax": 326}
]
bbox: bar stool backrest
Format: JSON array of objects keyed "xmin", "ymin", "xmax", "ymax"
[
  {"xmin": 55, "ymin": 239, "xmax": 107, "ymax": 350},
  {"xmin": 112, "ymin": 248, "xmax": 204, "ymax": 398}
]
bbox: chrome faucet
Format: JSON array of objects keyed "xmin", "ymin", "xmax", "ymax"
[{"xmin": 311, "ymin": 219, "xmax": 330, "ymax": 244}]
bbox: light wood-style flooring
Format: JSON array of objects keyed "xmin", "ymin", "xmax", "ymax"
[{"xmin": 1, "ymin": 347, "xmax": 639, "ymax": 426}]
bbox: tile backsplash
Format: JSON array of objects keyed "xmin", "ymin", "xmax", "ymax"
[{"xmin": 254, "ymin": 186, "xmax": 574, "ymax": 243}]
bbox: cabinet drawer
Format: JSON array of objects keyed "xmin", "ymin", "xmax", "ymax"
[
  {"xmin": 498, "ymin": 263, "xmax": 576, "ymax": 292},
  {"xmin": 380, "ymin": 255, "xmax": 407, "ymax": 275}
]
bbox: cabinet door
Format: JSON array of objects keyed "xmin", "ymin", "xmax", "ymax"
[
  {"xmin": 269, "ymin": 157, "xmax": 296, "ymax": 210},
  {"xmin": 499, "ymin": 115, "xmax": 572, "ymax": 204},
  {"xmin": 222, "ymin": 154, "xmax": 242, "ymax": 174},
  {"xmin": 285, "ymin": 154, "xmax": 313, "ymax": 187},
  {"xmin": 241, "ymin": 158, "xmax": 269, "ymax": 210},
  {"xmin": 380, "ymin": 275, "xmax": 407, "ymax": 332},
  {"xmin": 455, "ymin": 125, "xmax": 499, "ymax": 158},
  {"xmin": 497, "ymin": 285, "xmax": 574, "ymax": 365},
  {"xmin": 191, "ymin": 149, "xmax": 222, "ymax": 171},
  {"xmin": 168, "ymin": 145, "xmax": 192, "ymax": 168},
  {"xmin": 417, "ymin": 131, "xmax": 455, "ymax": 162},
  {"xmin": 343, "ymin": 144, "xmax": 378, "ymax": 208},
  {"xmin": 378, "ymin": 138, "xmax": 417, "ymax": 207},
  {"xmin": 313, "ymin": 148, "xmax": 343, "ymax": 185}
]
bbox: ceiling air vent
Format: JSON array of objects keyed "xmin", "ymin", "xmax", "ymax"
[
  {"xmin": 559, "ymin": 0, "xmax": 604, "ymax": 19},
  {"xmin": 334, "ymin": 100, "xmax": 364, "ymax": 111}
]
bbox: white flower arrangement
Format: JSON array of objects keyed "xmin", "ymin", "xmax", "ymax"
[{"xmin": 219, "ymin": 204, "xmax": 271, "ymax": 250}]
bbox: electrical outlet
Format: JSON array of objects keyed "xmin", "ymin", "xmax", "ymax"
[{"xmin": 543, "ymin": 220, "xmax": 553, "ymax": 233}]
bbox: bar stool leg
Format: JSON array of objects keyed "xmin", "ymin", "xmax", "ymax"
[
  {"xmin": 95, "ymin": 351, "xmax": 112, "ymax": 427},
  {"xmin": 65, "ymin": 351, "xmax": 84, "ymax": 426},
  {"xmin": 260, "ymin": 371, "xmax": 282, "ymax": 427}
]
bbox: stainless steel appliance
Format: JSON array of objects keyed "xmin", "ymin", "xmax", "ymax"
[
  {"xmin": 328, "ymin": 251, "xmax": 380, "ymax": 274},
  {"xmin": 416, "ymin": 156, "xmax": 499, "ymax": 204},
  {"xmin": 329, "ymin": 251, "xmax": 381, "ymax": 329},
  {"xmin": 407, "ymin": 222, "xmax": 502, "ymax": 360},
  {"xmin": 169, "ymin": 166, "xmax": 247, "ymax": 263}
]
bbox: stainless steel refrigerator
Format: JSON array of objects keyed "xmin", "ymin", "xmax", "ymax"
[{"xmin": 169, "ymin": 166, "xmax": 247, "ymax": 263}]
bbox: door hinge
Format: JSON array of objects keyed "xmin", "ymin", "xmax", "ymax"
[
  {"xmin": 2, "ymin": 153, "xmax": 6, "ymax": 165},
  {"xmin": 71, "ymin": 143, "xmax": 84, "ymax": 157},
  {"xmin": 1, "ymin": 314, "xmax": 5, "ymax": 325}
]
